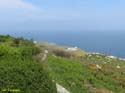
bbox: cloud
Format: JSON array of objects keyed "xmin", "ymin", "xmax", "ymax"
[
  {"xmin": 0, "ymin": 0, "xmax": 45, "ymax": 22},
  {"xmin": 0, "ymin": 0, "xmax": 39, "ymax": 11}
]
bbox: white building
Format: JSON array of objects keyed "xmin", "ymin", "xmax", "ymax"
[
  {"xmin": 66, "ymin": 47, "xmax": 78, "ymax": 51},
  {"xmin": 108, "ymin": 56, "xmax": 117, "ymax": 59}
]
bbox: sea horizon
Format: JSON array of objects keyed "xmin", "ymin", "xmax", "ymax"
[{"xmin": 1, "ymin": 30, "xmax": 125, "ymax": 58}]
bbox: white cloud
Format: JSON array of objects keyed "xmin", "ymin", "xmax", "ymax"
[
  {"xmin": 0, "ymin": 0, "xmax": 39, "ymax": 11},
  {"xmin": 0, "ymin": 0, "xmax": 45, "ymax": 21}
]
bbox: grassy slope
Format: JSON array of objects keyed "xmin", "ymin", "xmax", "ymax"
[
  {"xmin": 1, "ymin": 36, "xmax": 124, "ymax": 93},
  {"xmin": 47, "ymin": 55, "xmax": 91, "ymax": 93},
  {"xmin": 46, "ymin": 52, "xmax": 125, "ymax": 93},
  {"xmin": 0, "ymin": 35, "xmax": 57, "ymax": 93}
]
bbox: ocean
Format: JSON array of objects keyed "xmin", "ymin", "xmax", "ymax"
[{"xmin": 1, "ymin": 31, "xmax": 125, "ymax": 58}]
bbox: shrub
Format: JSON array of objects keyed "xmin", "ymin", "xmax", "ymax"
[
  {"xmin": 0, "ymin": 45, "xmax": 8, "ymax": 57},
  {"xmin": 20, "ymin": 46, "xmax": 41, "ymax": 58},
  {"xmin": 52, "ymin": 49, "xmax": 74, "ymax": 58},
  {"xmin": 0, "ymin": 59, "xmax": 57, "ymax": 93},
  {"xmin": 0, "ymin": 45, "xmax": 21, "ymax": 58},
  {"xmin": 0, "ymin": 35, "xmax": 11, "ymax": 42},
  {"xmin": 11, "ymin": 38, "xmax": 21, "ymax": 47},
  {"xmin": 0, "ymin": 35, "xmax": 57, "ymax": 93},
  {"xmin": 0, "ymin": 38, "xmax": 6, "ymax": 42}
]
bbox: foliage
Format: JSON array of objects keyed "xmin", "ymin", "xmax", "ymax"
[
  {"xmin": 47, "ymin": 54, "xmax": 125, "ymax": 93},
  {"xmin": 0, "ymin": 58, "xmax": 57, "ymax": 93},
  {"xmin": 52, "ymin": 49, "xmax": 75, "ymax": 58},
  {"xmin": 1, "ymin": 34, "xmax": 125, "ymax": 93},
  {"xmin": 47, "ymin": 55, "xmax": 92, "ymax": 93},
  {"xmin": 0, "ymin": 35, "xmax": 57, "ymax": 93}
]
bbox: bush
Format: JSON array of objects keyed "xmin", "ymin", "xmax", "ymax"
[
  {"xmin": 52, "ymin": 50, "xmax": 74, "ymax": 58},
  {"xmin": 20, "ymin": 46, "xmax": 41, "ymax": 58},
  {"xmin": 0, "ymin": 35, "xmax": 57, "ymax": 93},
  {"xmin": 11, "ymin": 37, "xmax": 34, "ymax": 47},
  {"xmin": 0, "ymin": 35, "xmax": 12, "ymax": 42},
  {"xmin": 0, "ymin": 45, "xmax": 8, "ymax": 57},
  {"xmin": 0, "ymin": 38, "xmax": 6, "ymax": 42},
  {"xmin": 0, "ymin": 59, "xmax": 57, "ymax": 93},
  {"xmin": 0, "ymin": 45, "xmax": 21, "ymax": 58}
]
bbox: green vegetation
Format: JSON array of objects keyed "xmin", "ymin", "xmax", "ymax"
[
  {"xmin": 0, "ymin": 35, "xmax": 57, "ymax": 93},
  {"xmin": 47, "ymin": 55, "xmax": 91, "ymax": 93},
  {"xmin": 52, "ymin": 49, "xmax": 75, "ymax": 58},
  {"xmin": 37, "ymin": 42, "xmax": 125, "ymax": 93},
  {"xmin": 36, "ymin": 42, "xmax": 86, "ymax": 58},
  {"xmin": 1, "ymin": 35, "xmax": 125, "ymax": 93},
  {"xmin": 47, "ymin": 53, "xmax": 125, "ymax": 93}
]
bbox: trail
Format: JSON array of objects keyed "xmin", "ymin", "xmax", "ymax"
[{"xmin": 36, "ymin": 49, "xmax": 70, "ymax": 93}]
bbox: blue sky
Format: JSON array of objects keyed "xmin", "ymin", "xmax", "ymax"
[{"xmin": 0, "ymin": 0, "xmax": 125, "ymax": 32}]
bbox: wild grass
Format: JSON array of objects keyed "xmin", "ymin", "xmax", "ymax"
[
  {"xmin": 47, "ymin": 53, "xmax": 125, "ymax": 93},
  {"xmin": 0, "ymin": 35, "xmax": 57, "ymax": 93}
]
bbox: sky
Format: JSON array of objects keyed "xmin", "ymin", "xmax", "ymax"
[{"xmin": 0, "ymin": 0, "xmax": 125, "ymax": 32}]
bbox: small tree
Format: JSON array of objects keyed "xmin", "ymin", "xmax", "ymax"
[
  {"xmin": 12, "ymin": 38, "xmax": 20, "ymax": 47},
  {"xmin": 52, "ymin": 50, "xmax": 75, "ymax": 58}
]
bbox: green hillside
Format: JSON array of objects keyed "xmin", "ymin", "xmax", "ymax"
[
  {"xmin": 37, "ymin": 42, "xmax": 125, "ymax": 93},
  {"xmin": 0, "ymin": 35, "xmax": 57, "ymax": 93},
  {"xmin": 0, "ymin": 35, "xmax": 125, "ymax": 93},
  {"xmin": 46, "ymin": 54, "xmax": 125, "ymax": 93}
]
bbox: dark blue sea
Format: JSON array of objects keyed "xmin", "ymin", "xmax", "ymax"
[{"xmin": 1, "ymin": 31, "xmax": 125, "ymax": 58}]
